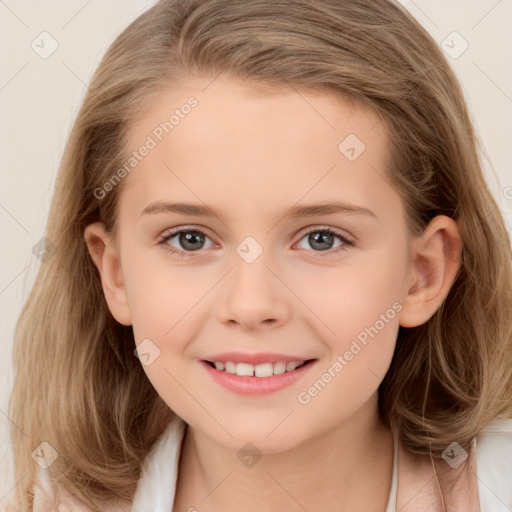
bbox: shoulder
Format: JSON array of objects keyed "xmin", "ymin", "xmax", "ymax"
[
  {"xmin": 32, "ymin": 470, "xmax": 92, "ymax": 511},
  {"xmin": 32, "ymin": 416, "xmax": 186, "ymax": 512},
  {"xmin": 476, "ymin": 416, "xmax": 512, "ymax": 439},
  {"xmin": 476, "ymin": 417, "xmax": 512, "ymax": 467},
  {"xmin": 130, "ymin": 415, "xmax": 187, "ymax": 511},
  {"xmin": 32, "ymin": 469, "xmax": 131, "ymax": 512},
  {"xmin": 394, "ymin": 419, "xmax": 512, "ymax": 511},
  {"xmin": 475, "ymin": 417, "xmax": 512, "ymax": 509}
]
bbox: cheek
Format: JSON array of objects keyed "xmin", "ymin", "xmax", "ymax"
[
  {"xmin": 122, "ymin": 244, "xmax": 207, "ymax": 341},
  {"xmin": 122, "ymin": 249, "xmax": 214, "ymax": 407},
  {"xmin": 292, "ymin": 244, "xmax": 406, "ymax": 408},
  {"xmin": 122, "ymin": 252, "xmax": 205, "ymax": 413},
  {"xmin": 296, "ymin": 245, "xmax": 407, "ymax": 350},
  {"xmin": 293, "ymin": 259, "xmax": 405, "ymax": 425}
]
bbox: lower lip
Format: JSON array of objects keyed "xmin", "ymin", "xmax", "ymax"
[{"xmin": 200, "ymin": 360, "xmax": 317, "ymax": 395}]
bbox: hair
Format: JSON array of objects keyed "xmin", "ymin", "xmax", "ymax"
[{"xmin": 8, "ymin": 0, "xmax": 512, "ymax": 510}]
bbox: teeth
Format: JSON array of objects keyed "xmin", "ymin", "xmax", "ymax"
[
  {"xmin": 236, "ymin": 363, "xmax": 254, "ymax": 376},
  {"xmin": 225, "ymin": 361, "xmax": 236, "ymax": 374},
  {"xmin": 211, "ymin": 360, "xmax": 307, "ymax": 377},
  {"xmin": 273, "ymin": 362, "xmax": 286, "ymax": 375},
  {"xmin": 255, "ymin": 363, "xmax": 273, "ymax": 377}
]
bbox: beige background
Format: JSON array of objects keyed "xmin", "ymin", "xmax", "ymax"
[{"xmin": 1, "ymin": 0, "xmax": 511, "ymax": 502}]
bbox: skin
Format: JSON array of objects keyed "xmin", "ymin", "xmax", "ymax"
[{"xmin": 84, "ymin": 75, "xmax": 469, "ymax": 511}]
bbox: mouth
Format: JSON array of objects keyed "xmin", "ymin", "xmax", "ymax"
[
  {"xmin": 203, "ymin": 359, "xmax": 316, "ymax": 377},
  {"xmin": 200, "ymin": 357, "xmax": 318, "ymax": 395}
]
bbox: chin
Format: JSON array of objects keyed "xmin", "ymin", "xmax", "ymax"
[{"xmin": 209, "ymin": 420, "xmax": 307, "ymax": 454}]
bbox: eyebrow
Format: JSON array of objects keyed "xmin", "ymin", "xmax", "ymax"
[{"xmin": 140, "ymin": 200, "xmax": 377, "ymax": 221}]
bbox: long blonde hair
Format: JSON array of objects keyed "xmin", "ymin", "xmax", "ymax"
[{"xmin": 8, "ymin": 0, "xmax": 512, "ymax": 510}]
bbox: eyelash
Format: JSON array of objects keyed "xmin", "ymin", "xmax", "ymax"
[{"xmin": 157, "ymin": 225, "xmax": 355, "ymax": 259}]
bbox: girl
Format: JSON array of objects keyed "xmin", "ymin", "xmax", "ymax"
[{"xmin": 7, "ymin": 0, "xmax": 512, "ymax": 511}]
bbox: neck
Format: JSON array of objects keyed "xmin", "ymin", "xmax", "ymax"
[{"xmin": 173, "ymin": 393, "xmax": 395, "ymax": 512}]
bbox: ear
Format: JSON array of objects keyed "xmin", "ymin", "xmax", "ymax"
[
  {"xmin": 83, "ymin": 222, "xmax": 132, "ymax": 326},
  {"xmin": 398, "ymin": 215, "xmax": 462, "ymax": 328}
]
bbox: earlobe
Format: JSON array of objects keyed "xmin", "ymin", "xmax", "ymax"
[
  {"xmin": 83, "ymin": 222, "xmax": 132, "ymax": 326},
  {"xmin": 398, "ymin": 215, "xmax": 462, "ymax": 328}
]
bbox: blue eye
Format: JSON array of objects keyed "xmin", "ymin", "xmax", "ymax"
[{"xmin": 158, "ymin": 226, "xmax": 354, "ymax": 258}]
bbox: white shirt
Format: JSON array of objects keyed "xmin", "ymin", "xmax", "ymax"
[{"xmin": 33, "ymin": 416, "xmax": 512, "ymax": 511}]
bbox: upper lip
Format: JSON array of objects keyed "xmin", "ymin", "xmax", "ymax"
[{"xmin": 203, "ymin": 352, "xmax": 316, "ymax": 365}]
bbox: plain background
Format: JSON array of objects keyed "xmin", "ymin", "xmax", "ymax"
[{"xmin": 1, "ymin": 0, "xmax": 511, "ymax": 501}]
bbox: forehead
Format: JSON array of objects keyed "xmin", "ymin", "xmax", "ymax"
[{"xmin": 118, "ymin": 75, "xmax": 400, "ymax": 225}]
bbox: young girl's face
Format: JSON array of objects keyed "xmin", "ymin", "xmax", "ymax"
[{"xmin": 97, "ymin": 75, "xmax": 419, "ymax": 452}]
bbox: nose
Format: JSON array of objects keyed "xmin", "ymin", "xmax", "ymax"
[{"xmin": 216, "ymin": 249, "xmax": 291, "ymax": 331}]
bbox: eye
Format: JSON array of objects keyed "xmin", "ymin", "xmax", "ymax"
[
  {"xmin": 158, "ymin": 226, "xmax": 215, "ymax": 258},
  {"xmin": 158, "ymin": 225, "xmax": 355, "ymax": 259},
  {"xmin": 295, "ymin": 226, "xmax": 354, "ymax": 257}
]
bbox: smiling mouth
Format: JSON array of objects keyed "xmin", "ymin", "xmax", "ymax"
[{"xmin": 203, "ymin": 359, "xmax": 317, "ymax": 377}]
